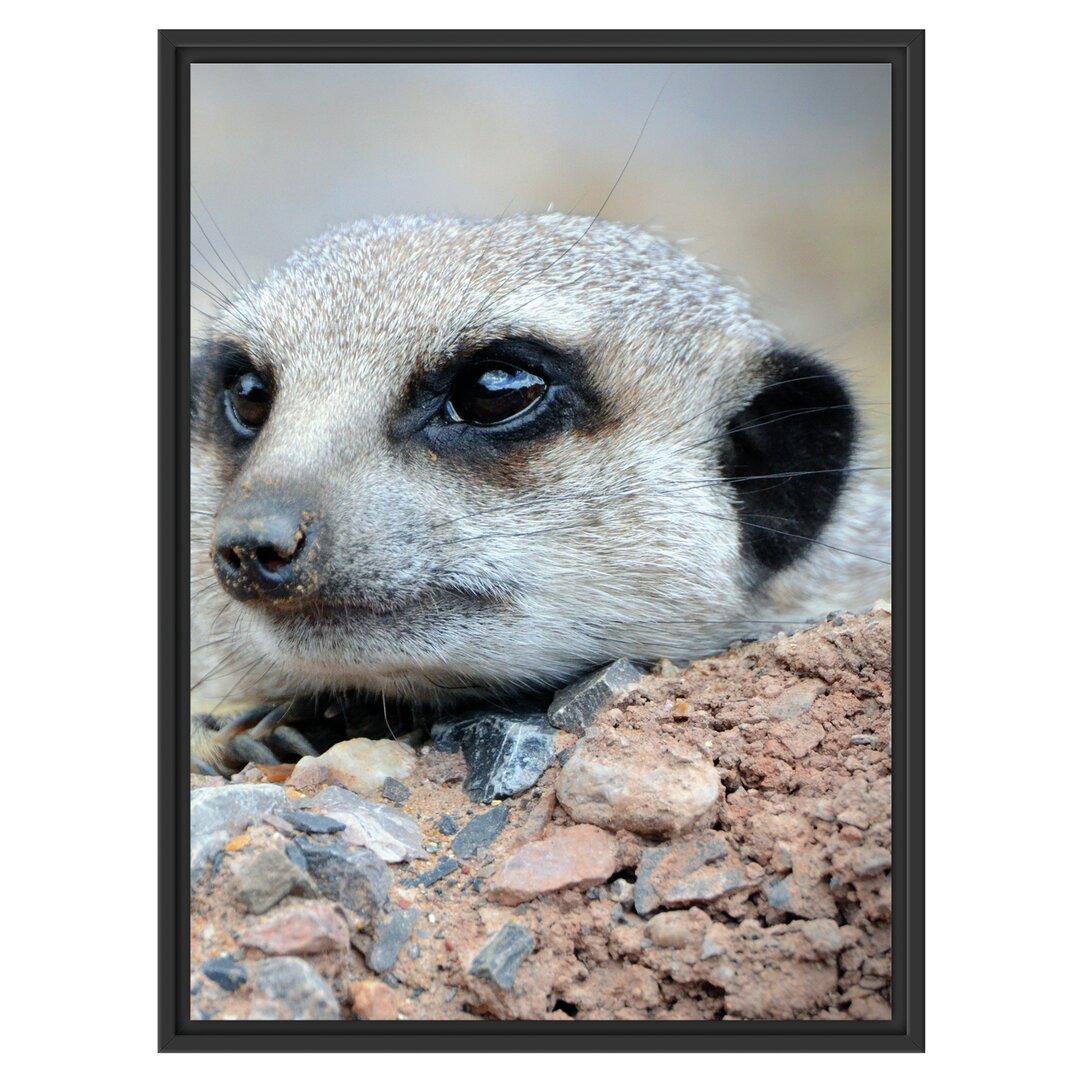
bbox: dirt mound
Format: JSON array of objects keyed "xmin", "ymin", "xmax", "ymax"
[{"xmin": 190, "ymin": 608, "xmax": 892, "ymax": 1021}]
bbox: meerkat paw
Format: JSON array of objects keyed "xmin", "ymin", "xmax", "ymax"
[{"xmin": 190, "ymin": 702, "xmax": 320, "ymax": 776}]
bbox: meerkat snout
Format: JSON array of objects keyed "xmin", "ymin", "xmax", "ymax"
[{"xmin": 212, "ymin": 493, "xmax": 321, "ymax": 602}]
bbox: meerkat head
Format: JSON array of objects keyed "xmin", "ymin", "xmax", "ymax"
[{"xmin": 191, "ymin": 214, "xmax": 858, "ymax": 705}]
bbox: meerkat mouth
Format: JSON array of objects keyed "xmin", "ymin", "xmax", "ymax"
[{"xmin": 257, "ymin": 580, "xmax": 511, "ymax": 630}]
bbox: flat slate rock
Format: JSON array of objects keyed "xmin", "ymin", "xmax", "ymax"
[
  {"xmin": 299, "ymin": 787, "xmax": 426, "ymax": 862},
  {"xmin": 293, "ymin": 835, "xmax": 392, "ymax": 919},
  {"xmin": 276, "ymin": 810, "xmax": 346, "ymax": 835},
  {"xmin": 366, "ymin": 907, "xmax": 421, "ymax": 973},
  {"xmin": 547, "ymin": 659, "xmax": 645, "ymax": 734},
  {"xmin": 456, "ymin": 712, "xmax": 557, "ymax": 804},
  {"xmin": 451, "ymin": 803, "xmax": 510, "ymax": 858},
  {"xmin": 201, "ymin": 957, "xmax": 247, "ymax": 992},
  {"xmin": 436, "ymin": 814, "xmax": 459, "ymax": 836},
  {"xmin": 382, "ymin": 777, "xmax": 411, "ymax": 805},
  {"xmin": 410, "ymin": 856, "xmax": 460, "ymax": 887},
  {"xmin": 469, "ymin": 923, "xmax": 536, "ymax": 990}
]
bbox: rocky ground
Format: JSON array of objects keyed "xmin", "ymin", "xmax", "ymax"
[{"xmin": 189, "ymin": 606, "xmax": 892, "ymax": 1022}]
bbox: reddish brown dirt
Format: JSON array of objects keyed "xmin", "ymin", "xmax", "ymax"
[{"xmin": 190, "ymin": 608, "xmax": 892, "ymax": 1021}]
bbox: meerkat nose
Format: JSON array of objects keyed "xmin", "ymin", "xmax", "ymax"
[{"xmin": 212, "ymin": 496, "xmax": 320, "ymax": 603}]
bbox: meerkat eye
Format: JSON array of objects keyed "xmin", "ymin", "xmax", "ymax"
[
  {"xmin": 446, "ymin": 363, "xmax": 548, "ymax": 426},
  {"xmin": 224, "ymin": 371, "xmax": 272, "ymax": 435}
]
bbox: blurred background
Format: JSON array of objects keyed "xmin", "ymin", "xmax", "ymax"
[{"xmin": 191, "ymin": 63, "xmax": 891, "ymax": 438}]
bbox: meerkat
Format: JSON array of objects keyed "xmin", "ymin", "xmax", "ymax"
[{"xmin": 190, "ymin": 214, "xmax": 890, "ymax": 773}]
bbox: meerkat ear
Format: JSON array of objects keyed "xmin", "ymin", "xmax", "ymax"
[{"xmin": 724, "ymin": 348, "xmax": 857, "ymax": 575}]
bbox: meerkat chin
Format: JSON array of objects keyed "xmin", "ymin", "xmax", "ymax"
[{"xmin": 189, "ymin": 214, "xmax": 890, "ymax": 769}]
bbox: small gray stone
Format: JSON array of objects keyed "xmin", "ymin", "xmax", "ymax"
[
  {"xmin": 765, "ymin": 876, "xmax": 795, "ymax": 913},
  {"xmin": 469, "ymin": 922, "xmax": 536, "ymax": 990},
  {"xmin": 234, "ymin": 846, "xmax": 316, "ymax": 914},
  {"xmin": 277, "ymin": 810, "xmax": 346, "ymax": 835},
  {"xmin": 633, "ymin": 846, "xmax": 666, "ymax": 917},
  {"xmin": 850, "ymin": 734, "xmax": 879, "ymax": 747},
  {"xmin": 456, "ymin": 712, "xmax": 557, "ymax": 804},
  {"xmin": 412, "ymin": 856, "xmax": 460, "ymax": 887},
  {"xmin": 190, "ymin": 784, "xmax": 288, "ymax": 877},
  {"xmin": 547, "ymin": 659, "xmax": 645, "ymax": 734},
  {"xmin": 246, "ymin": 957, "xmax": 340, "ymax": 1020},
  {"xmin": 382, "ymin": 777, "xmax": 411, "ymax": 805},
  {"xmin": 436, "ymin": 814, "xmax": 459, "ymax": 836},
  {"xmin": 294, "ymin": 835, "xmax": 392, "ymax": 919},
  {"xmin": 201, "ymin": 957, "xmax": 247, "ymax": 992},
  {"xmin": 366, "ymin": 908, "xmax": 420, "ymax": 973},
  {"xmin": 284, "ymin": 842, "xmax": 308, "ymax": 873},
  {"xmin": 451, "ymin": 803, "xmax": 510, "ymax": 858},
  {"xmin": 608, "ymin": 878, "xmax": 635, "ymax": 906}
]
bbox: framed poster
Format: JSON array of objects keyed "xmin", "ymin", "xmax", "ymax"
[{"xmin": 160, "ymin": 29, "xmax": 924, "ymax": 1051}]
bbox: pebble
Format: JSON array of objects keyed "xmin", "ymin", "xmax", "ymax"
[
  {"xmin": 836, "ymin": 808, "xmax": 871, "ymax": 830},
  {"xmin": 366, "ymin": 907, "xmax": 420, "ymax": 973},
  {"xmin": 411, "ymin": 856, "xmax": 460, "ymax": 887},
  {"xmin": 556, "ymin": 727, "xmax": 720, "ymax": 837},
  {"xmin": 799, "ymin": 918, "xmax": 845, "ymax": 956},
  {"xmin": 652, "ymin": 658, "xmax": 685, "ymax": 677},
  {"xmin": 436, "ymin": 814, "xmax": 459, "ymax": 836},
  {"xmin": 293, "ymin": 835, "xmax": 392, "ymax": 919},
  {"xmin": 776, "ymin": 719, "xmax": 827, "ymax": 759},
  {"xmin": 201, "ymin": 957, "xmax": 247, "ymax": 992},
  {"xmin": 485, "ymin": 825, "xmax": 617, "ymax": 905},
  {"xmin": 287, "ymin": 737, "xmax": 416, "ymax": 797},
  {"xmin": 246, "ymin": 957, "xmax": 340, "ymax": 1020},
  {"xmin": 233, "ymin": 845, "xmax": 317, "ymax": 914},
  {"xmin": 240, "ymin": 901, "xmax": 350, "ymax": 955},
  {"xmin": 276, "ymin": 810, "xmax": 346, "ymax": 835},
  {"xmin": 455, "ymin": 712, "xmax": 557, "ymax": 804},
  {"xmin": 190, "ymin": 784, "xmax": 288, "ymax": 877},
  {"xmin": 850, "ymin": 734, "xmax": 879, "ymax": 747},
  {"xmin": 300, "ymin": 787, "xmax": 426, "ymax": 862},
  {"xmin": 382, "ymin": 778, "xmax": 411, "ymax": 805},
  {"xmin": 451, "ymin": 803, "xmax": 510, "ymax": 858},
  {"xmin": 547, "ymin": 659, "xmax": 645, "ymax": 734},
  {"xmin": 851, "ymin": 846, "xmax": 891, "ymax": 877},
  {"xmin": 469, "ymin": 922, "xmax": 536, "ymax": 990},
  {"xmin": 768, "ymin": 680, "xmax": 826, "ymax": 721},
  {"xmin": 608, "ymin": 878, "xmax": 635, "ymax": 906},
  {"xmin": 646, "ymin": 909, "xmax": 711, "ymax": 950},
  {"xmin": 351, "ymin": 979, "xmax": 398, "ymax": 1020}
]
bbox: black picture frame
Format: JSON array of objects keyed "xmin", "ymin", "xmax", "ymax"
[{"xmin": 160, "ymin": 28, "xmax": 924, "ymax": 1053}]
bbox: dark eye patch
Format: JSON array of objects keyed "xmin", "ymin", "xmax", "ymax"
[
  {"xmin": 191, "ymin": 339, "xmax": 273, "ymax": 448},
  {"xmin": 392, "ymin": 337, "xmax": 609, "ymax": 461}
]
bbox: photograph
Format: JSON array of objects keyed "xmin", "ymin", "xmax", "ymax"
[{"xmin": 165, "ymin": 31, "xmax": 921, "ymax": 1049}]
